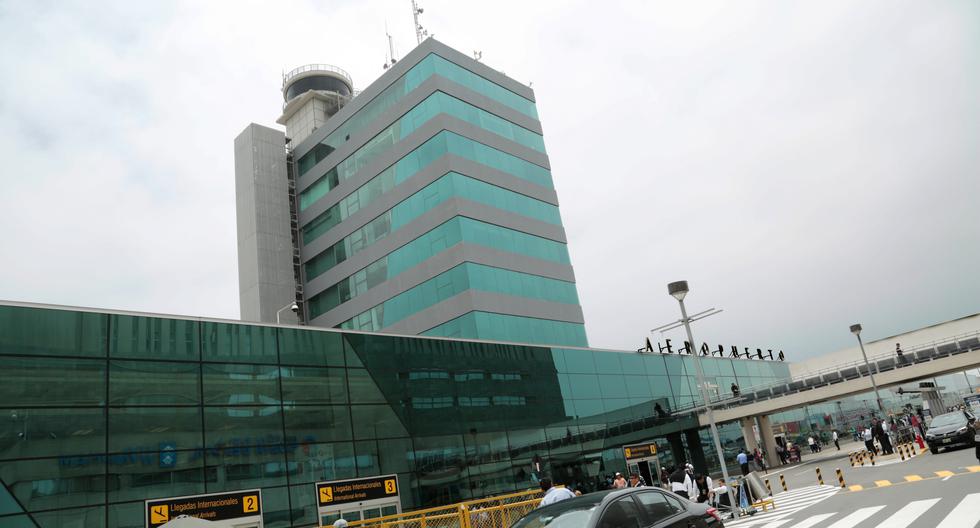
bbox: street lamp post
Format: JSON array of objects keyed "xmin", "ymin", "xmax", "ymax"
[
  {"xmin": 667, "ymin": 281, "xmax": 739, "ymax": 518},
  {"xmin": 850, "ymin": 324, "xmax": 884, "ymax": 413}
]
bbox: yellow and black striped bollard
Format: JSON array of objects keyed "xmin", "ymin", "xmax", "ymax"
[
  {"xmin": 765, "ymin": 478, "xmax": 772, "ymax": 495},
  {"xmin": 780, "ymin": 473, "xmax": 788, "ymax": 492},
  {"xmin": 849, "ymin": 453, "xmax": 856, "ymax": 467},
  {"xmin": 816, "ymin": 467, "xmax": 824, "ymax": 485},
  {"xmin": 899, "ymin": 444, "xmax": 906, "ymax": 461},
  {"xmin": 870, "ymin": 452, "xmax": 875, "ymax": 466},
  {"xmin": 836, "ymin": 468, "xmax": 846, "ymax": 488}
]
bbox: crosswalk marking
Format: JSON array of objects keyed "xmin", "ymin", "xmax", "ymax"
[
  {"xmin": 724, "ymin": 485, "xmax": 839, "ymax": 527},
  {"xmin": 934, "ymin": 470, "xmax": 954, "ymax": 477},
  {"xmin": 874, "ymin": 499, "xmax": 940, "ymax": 528},
  {"xmin": 848, "ymin": 485, "xmax": 863, "ymax": 491},
  {"xmin": 756, "ymin": 520, "xmax": 793, "ymax": 528},
  {"xmin": 935, "ymin": 493, "xmax": 980, "ymax": 528},
  {"xmin": 824, "ymin": 506, "xmax": 885, "ymax": 528},
  {"xmin": 788, "ymin": 513, "xmax": 835, "ymax": 528},
  {"xmin": 874, "ymin": 480, "xmax": 891, "ymax": 487},
  {"xmin": 903, "ymin": 475, "xmax": 921, "ymax": 482},
  {"xmin": 966, "ymin": 465, "xmax": 980, "ymax": 473}
]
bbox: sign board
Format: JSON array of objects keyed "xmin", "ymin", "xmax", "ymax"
[
  {"xmin": 965, "ymin": 394, "xmax": 980, "ymax": 415},
  {"xmin": 145, "ymin": 489, "xmax": 262, "ymax": 528},
  {"xmin": 623, "ymin": 441, "xmax": 658, "ymax": 461},
  {"xmin": 316, "ymin": 474, "xmax": 400, "ymax": 508}
]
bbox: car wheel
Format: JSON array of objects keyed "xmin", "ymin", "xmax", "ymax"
[{"xmin": 930, "ymin": 447, "xmax": 939, "ymax": 454}]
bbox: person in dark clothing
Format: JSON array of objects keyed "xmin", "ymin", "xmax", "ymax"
[
  {"xmin": 668, "ymin": 466, "xmax": 692, "ymax": 499},
  {"xmin": 896, "ymin": 343, "xmax": 906, "ymax": 365},
  {"xmin": 693, "ymin": 473, "xmax": 713, "ymax": 503},
  {"xmin": 874, "ymin": 420, "xmax": 893, "ymax": 455},
  {"xmin": 731, "ymin": 383, "xmax": 740, "ymax": 397}
]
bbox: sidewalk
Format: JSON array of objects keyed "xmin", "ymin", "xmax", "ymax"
[{"xmin": 753, "ymin": 439, "xmax": 862, "ymax": 478}]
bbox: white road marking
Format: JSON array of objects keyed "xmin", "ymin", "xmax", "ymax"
[
  {"xmin": 789, "ymin": 513, "xmax": 835, "ymax": 528},
  {"xmin": 941, "ymin": 475, "xmax": 951, "ymax": 481},
  {"xmin": 724, "ymin": 485, "xmax": 839, "ymax": 527},
  {"xmin": 874, "ymin": 499, "xmax": 940, "ymax": 528},
  {"xmin": 935, "ymin": 493, "xmax": 980, "ymax": 528},
  {"xmin": 823, "ymin": 506, "xmax": 885, "ymax": 528}
]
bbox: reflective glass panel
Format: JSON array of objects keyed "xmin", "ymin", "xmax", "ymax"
[
  {"xmin": 109, "ymin": 360, "xmax": 200, "ymax": 405},
  {"xmin": 202, "ymin": 363, "xmax": 280, "ymax": 405},
  {"xmin": 283, "ymin": 406, "xmax": 352, "ymax": 443},
  {"xmin": 0, "ymin": 305, "xmax": 106, "ymax": 358},
  {"xmin": 108, "ymin": 407, "xmax": 203, "ymax": 453},
  {"xmin": 202, "ymin": 322, "xmax": 278, "ymax": 363},
  {"xmin": 0, "ymin": 357, "xmax": 105, "ymax": 407},
  {"xmin": 110, "ymin": 315, "xmax": 199, "ymax": 361},
  {"xmin": 107, "ymin": 449, "xmax": 204, "ymax": 503},
  {"xmin": 0, "ymin": 408, "xmax": 105, "ymax": 460}
]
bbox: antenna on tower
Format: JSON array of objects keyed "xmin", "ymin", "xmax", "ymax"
[
  {"xmin": 411, "ymin": 0, "xmax": 428, "ymax": 45},
  {"xmin": 383, "ymin": 22, "xmax": 398, "ymax": 70}
]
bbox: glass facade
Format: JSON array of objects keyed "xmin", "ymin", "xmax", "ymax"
[
  {"xmin": 0, "ymin": 303, "xmax": 792, "ymax": 528},
  {"xmin": 295, "ymin": 47, "xmax": 581, "ymax": 349}
]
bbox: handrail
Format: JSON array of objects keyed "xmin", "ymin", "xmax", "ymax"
[
  {"xmin": 669, "ymin": 330, "xmax": 980, "ymax": 415},
  {"xmin": 283, "ymin": 63, "xmax": 353, "ymax": 87}
]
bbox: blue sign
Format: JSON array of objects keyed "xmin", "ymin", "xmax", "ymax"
[{"xmin": 159, "ymin": 442, "xmax": 177, "ymax": 468}]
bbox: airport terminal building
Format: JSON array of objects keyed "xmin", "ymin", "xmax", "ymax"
[{"xmin": 0, "ymin": 301, "xmax": 791, "ymax": 528}]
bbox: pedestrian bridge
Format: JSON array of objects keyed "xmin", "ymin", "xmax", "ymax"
[{"xmin": 694, "ymin": 333, "xmax": 980, "ymax": 426}]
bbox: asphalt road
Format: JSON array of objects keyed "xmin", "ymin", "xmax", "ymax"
[{"xmin": 725, "ymin": 443, "xmax": 980, "ymax": 527}]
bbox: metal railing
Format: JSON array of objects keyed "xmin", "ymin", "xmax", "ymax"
[
  {"xmin": 342, "ymin": 488, "xmax": 544, "ymax": 528},
  {"xmin": 283, "ymin": 63, "xmax": 353, "ymax": 87},
  {"xmin": 669, "ymin": 330, "xmax": 980, "ymax": 416}
]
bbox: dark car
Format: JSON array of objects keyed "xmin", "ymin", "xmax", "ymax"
[
  {"xmin": 511, "ymin": 488, "xmax": 723, "ymax": 528},
  {"xmin": 925, "ymin": 410, "xmax": 977, "ymax": 453}
]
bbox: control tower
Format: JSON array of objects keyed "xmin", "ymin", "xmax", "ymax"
[{"xmin": 276, "ymin": 64, "xmax": 354, "ymax": 145}]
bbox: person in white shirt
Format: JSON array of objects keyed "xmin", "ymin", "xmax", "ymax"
[
  {"xmin": 668, "ymin": 466, "xmax": 694, "ymax": 499},
  {"xmin": 832, "ymin": 430, "xmax": 840, "ymax": 450},
  {"xmin": 538, "ymin": 478, "xmax": 576, "ymax": 507},
  {"xmin": 807, "ymin": 436, "xmax": 816, "ymax": 453}
]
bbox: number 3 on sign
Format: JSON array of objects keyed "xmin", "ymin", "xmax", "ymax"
[
  {"xmin": 384, "ymin": 479, "xmax": 397, "ymax": 494},
  {"xmin": 243, "ymin": 495, "xmax": 259, "ymax": 513}
]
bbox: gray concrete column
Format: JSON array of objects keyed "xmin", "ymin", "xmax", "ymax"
[
  {"xmin": 684, "ymin": 429, "xmax": 708, "ymax": 474},
  {"xmin": 667, "ymin": 432, "xmax": 686, "ymax": 467},
  {"xmin": 740, "ymin": 417, "xmax": 759, "ymax": 453},
  {"xmin": 756, "ymin": 415, "xmax": 781, "ymax": 468}
]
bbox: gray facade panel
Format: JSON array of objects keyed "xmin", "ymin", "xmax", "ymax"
[
  {"xmin": 312, "ymin": 242, "xmax": 578, "ymax": 327},
  {"xmin": 371, "ymin": 290, "xmax": 586, "ymax": 336},
  {"xmin": 301, "ymin": 197, "xmax": 569, "ymax": 292},
  {"xmin": 234, "ymin": 123, "xmax": 297, "ymax": 323},
  {"xmin": 293, "ymin": 38, "xmax": 535, "ymax": 159}
]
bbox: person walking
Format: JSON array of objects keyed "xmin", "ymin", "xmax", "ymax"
[
  {"xmin": 668, "ymin": 466, "xmax": 694, "ymax": 499},
  {"xmin": 863, "ymin": 427, "xmax": 877, "ymax": 455},
  {"xmin": 737, "ymin": 449, "xmax": 750, "ymax": 475},
  {"xmin": 612, "ymin": 472, "xmax": 627, "ymax": 489},
  {"xmin": 538, "ymin": 478, "xmax": 576, "ymax": 507},
  {"xmin": 628, "ymin": 472, "xmax": 647, "ymax": 487},
  {"xmin": 775, "ymin": 443, "xmax": 786, "ymax": 465},
  {"xmin": 896, "ymin": 343, "xmax": 906, "ymax": 366},
  {"xmin": 731, "ymin": 383, "xmax": 740, "ymax": 398},
  {"xmin": 875, "ymin": 419, "xmax": 893, "ymax": 455},
  {"xmin": 832, "ymin": 430, "xmax": 840, "ymax": 450},
  {"xmin": 807, "ymin": 435, "xmax": 817, "ymax": 454}
]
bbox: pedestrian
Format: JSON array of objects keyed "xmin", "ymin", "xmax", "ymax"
[
  {"xmin": 832, "ymin": 430, "xmax": 840, "ymax": 451},
  {"xmin": 896, "ymin": 343, "xmax": 905, "ymax": 365},
  {"xmin": 974, "ymin": 419, "xmax": 980, "ymax": 464},
  {"xmin": 910, "ymin": 414, "xmax": 924, "ymax": 439},
  {"xmin": 333, "ymin": 519, "xmax": 349, "ymax": 528},
  {"xmin": 612, "ymin": 472, "xmax": 627, "ymax": 489},
  {"xmin": 775, "ymin": 443, "xmax": 786, "ymax": 465},
  {"xmin": 693, "ymin": 473, "xmax": 714, "ymax": 503},
  {"xmin": 731, "ymin": 383, "xmax": 740, "ymax": 397},
  {"xmin": 628, "ymin": 472, "xmax": 646, "ymax": 487},
  {"xmin": 737, "ymin": 449, "xmax": 750, "ymax": 475},
  {"xmin": 712, "ymin": 478, "xmax": 731, "ymax": 509},
  {"xmin": 875, "ymin": 419, "xmax": 893, "ymax": 455},
  {"xmin": 668, "ymin": 466, "xmax": 694, "ymax": 499},
  {"xmin": 538, "ymin": 478, "xmax": 576, "ymax": 507},
  {"xmin": 863, "ymin": 427, "xmax": 877, "ymax": 455},
  {"xmin": 754, "ymin": 447, "xmax": 766, "ymax": 472},
  {"xmin": 660, "ymin": 467, "xmax": 670, "ymax": 489},
  {"xmin": 807, "ymin": 435, "xmax": 816, "ymax": 454}
]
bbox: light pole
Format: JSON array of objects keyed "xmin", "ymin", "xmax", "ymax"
[
  {"xmin": 667, "ymin": 281, "xmax": 739, "ymax": 518},
  {"xmin": 276, "ymin": 302, "xmax": 299, "ymax": 324},
  {"xmin": 850, "ymin": 324, "xmax": 884, "ymax": 413}
]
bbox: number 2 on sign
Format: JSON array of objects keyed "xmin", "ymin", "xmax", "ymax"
[
  {"xmin": 384, "ymin": 479, "xmax": 397, "ymax": 494},
  {"xmin": 243, "ymin": 495, "xmax": 259, "ymax": 513}
]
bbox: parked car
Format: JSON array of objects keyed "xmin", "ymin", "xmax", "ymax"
[
  {"xmin": 511, "ymin": 488, "xmax": 723, "ymax": 528},
  {"xmin": 925, "ymin": 410, "xmax": 977, "ymax": 454}
]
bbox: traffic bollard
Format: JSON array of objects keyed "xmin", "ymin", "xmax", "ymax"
[
  {"xmin": 870, "ymin": 452, "xmax": 875, "ymax": 466},
  {"xmin": 849, "ymin": 453, "xmax": 856, "ymax": 467},
  {"xmin": 836, "ymin": 468, "xmax": 845, "ymax": 488},
  {"xmin": 816, "ymin": 467, "xmax": 824, "ymax": 485},
  {"xmin": 765, "ymin": 478, "xmax": 772, "ymax": 495},
  {"xmin": 780, "ymin": 474, "xmax": 788, "ymax": 492},
  {"xmin": 899, "ymin": 444, "xmax": 906, "ymax": 461}
]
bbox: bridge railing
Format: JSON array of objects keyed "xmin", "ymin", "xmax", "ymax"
[{"xmin": 671, "ymin": 330, "xmax": 980, "ymax": 416}]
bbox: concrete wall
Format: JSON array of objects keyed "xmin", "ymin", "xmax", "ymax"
[
  {"xmin": 234, "ymin": 123, "xmax": 298, "ymax": 323},
  {"xmin": 791, "ymin": 313, "xmax": 980, "ymax": 377}
]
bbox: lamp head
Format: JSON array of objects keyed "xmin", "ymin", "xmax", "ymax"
[
  {"xmin": 290, "ymin": 302, "xmax": 299, "ymax": 313},
  {"xmin": 850, "ymin": 323, "xmax": 862, "ymax": 336},
  {"xmin": 667, "ymin": 281, "xmax": 689, "ymax": 301}
]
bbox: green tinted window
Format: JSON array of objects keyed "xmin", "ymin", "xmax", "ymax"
[
  {"xmin": 202, "ymin": 364, "xmax": 280, "ymax": 405},
  {"xmin": 283, "ymin": 406, "xmax": 352, "ymax": 443},
  {"xmin": 1, "ymin": 458, "xmax": 105, "ymax": 512},
  {"xmin": 0, "ymin": 357, "xmax": 105, "ymax": 407},
  {"xmin": 297, "ymin": 54, "xmax": 538, "ymax": 177},
  {"xmin": 109, "ymin": 360, "xmax": 200, "ymax": 405},
  {"xmin": 110, "ymin": 315, "xmax": 199, "ymax": 361},
  {"xmin": 339, "ymin": 263, "xmax": 579, "ymax": 331},
  {"xmin": 108, "ymin": 407, "xmax": 203, "ymax": 453},
  {"xmin": 0, "ymin": 305, "xmax": 106, "ymax": 357},
  {"xmin": 0, "ymin": 408, "xmax": 104, "ymax": 460},
  {"xmin": 281, "ymin": 366, "xmax": 347, "ymax": 404},
  {"xmin": 108, "ymin": 451, "xmax": 205, "ymax": 503},
  {"xmin": 308, "ymin": 216, "xmax": 570, "ymax": 318},
  {"xmin": 202, "ymin": 322, "xmax": 277, "ymax": 363},
  {"xmin": 300, "ymin": 91, "xmax": 544, "ymax": 210},
  {"xmin": 422, "ymin": 312, "xmax": 588, "ymax": 347},
  {"xmin": 203, "ymin": 406, "xmax": 283, "ymax": 447},
  {"xmin": 277, "ymin": 328, "xmax": 345, "ymax": 367}
]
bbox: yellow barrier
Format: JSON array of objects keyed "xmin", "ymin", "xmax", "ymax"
[{"xmin": 344, "ymin": 488, "xmax": 545, "ymax": 528}]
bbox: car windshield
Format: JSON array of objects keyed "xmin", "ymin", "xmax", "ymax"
[
  {"xmin": 929, "ymin": 412, "xmax": 966, "ymax": 428},
  {"xmin": 511, "ymin": 492, "xmax": 613, "ymax": 528}
]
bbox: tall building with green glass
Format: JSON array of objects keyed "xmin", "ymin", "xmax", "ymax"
[{"xmin": 236, "ymin": 39, "xmax": 587, "ymax": 346}]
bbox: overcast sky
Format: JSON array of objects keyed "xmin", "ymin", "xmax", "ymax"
[{"xmin": 1, "ymin": 1, "xmax": 977, "ymax": 360}]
